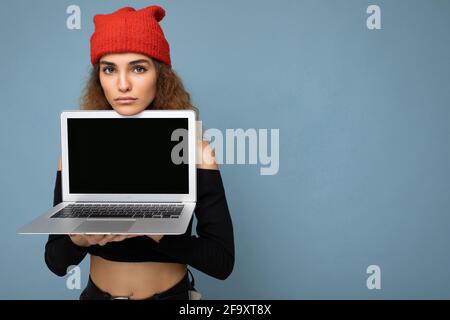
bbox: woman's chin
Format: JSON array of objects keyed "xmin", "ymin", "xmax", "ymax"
[{"xmin": 112, "ymin": 105, "xmax": 145, "ymax": 116}]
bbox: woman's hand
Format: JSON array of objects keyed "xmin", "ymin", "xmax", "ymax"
[
  {"xmin": 147, "ymin": 235, "xmax": 164, "ymax": 243},
  {"xmin": 69, "ymin": 234, "xmax": 139, "ymax": 247},
  {"xmin": 69, "ymin": 234, "xmax": 163, "ymax": 247}
]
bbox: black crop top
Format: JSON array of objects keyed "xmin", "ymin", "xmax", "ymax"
[{"xmin": 44, "ymin": 169, "xmax": 235, "ymax": 280}]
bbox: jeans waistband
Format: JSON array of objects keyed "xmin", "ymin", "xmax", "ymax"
[{"xmin": 80, "ymin": 269, "xmax": 194, "ymax": 300}]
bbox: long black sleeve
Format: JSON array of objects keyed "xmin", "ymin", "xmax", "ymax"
[
  {"xmin": 154, "ymin": 169, "xmax": 235, "ymax": 280},
  {"xmin": 44, "ymin": 171, "xmax": 89, "ymax": 277}
]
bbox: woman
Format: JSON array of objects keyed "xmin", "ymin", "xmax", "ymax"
[{"xmin": 44, "ymin": 5, "xmax": 235, "ymax": 300}]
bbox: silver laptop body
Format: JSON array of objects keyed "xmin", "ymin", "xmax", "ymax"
[{"xmin": 17, "ymin": 110, "xmax": 197, "ymax": 235}]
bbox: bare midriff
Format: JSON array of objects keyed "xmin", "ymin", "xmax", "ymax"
[{"xmin": 89, "ymin": 254, "xmax": 187, "ymax": 300}]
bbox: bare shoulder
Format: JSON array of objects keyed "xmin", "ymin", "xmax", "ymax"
[
  {"xmin": 58, "ymin": 156, "xmax": 62, "ymax": 171},
  {"xmin": 196, "ymin": 140, "xmax": 219, "ymax": 170}
]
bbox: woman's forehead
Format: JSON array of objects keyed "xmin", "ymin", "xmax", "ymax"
[{"xmin": 100, "ymin": 52, "xmax": 152, "ymax": 64}]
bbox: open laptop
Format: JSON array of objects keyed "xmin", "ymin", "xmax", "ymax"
[{"xmin": 17, "ymin": 109, "xmax": 197, "ymax": 235}]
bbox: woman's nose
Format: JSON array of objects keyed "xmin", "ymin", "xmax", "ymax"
[{"xmin": 118, "ymin": 72, "xmax": 131, "ymax": 92}]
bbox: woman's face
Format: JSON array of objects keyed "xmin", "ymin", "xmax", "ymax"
[{"xmin": 99, "ymin": 52, "xmax": 157, "ymax": 116}]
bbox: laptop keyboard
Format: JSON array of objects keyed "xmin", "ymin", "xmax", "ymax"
[{"xmin": 50, "ymin": 203, "xmax": 183, "ymax": 219}]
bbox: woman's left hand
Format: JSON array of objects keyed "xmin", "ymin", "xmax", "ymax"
[{"xmin": 147, "ymin": 235, "xmax": 164, "ymax": 243}]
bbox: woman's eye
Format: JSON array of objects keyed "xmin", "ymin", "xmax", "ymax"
[
  {"xmin": 102, "ymin": 67, "xmax": 114, "ymax": 74},
  {"xmin": 102, "ymin": 66, "xmax": 146, "ymax": 74},
  {"xmin": 134, "ymin": 66, "xmax": 147, "ymax": 73}
]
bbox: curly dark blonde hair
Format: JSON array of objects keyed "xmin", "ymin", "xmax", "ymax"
[{"xmin": 79, "ymin": 58, "xmax": 199, "ymax": 119}]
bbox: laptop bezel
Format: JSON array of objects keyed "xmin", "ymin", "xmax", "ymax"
[{"xmin": 60, "ymin": 110, "xmax": 196, "ymax": 203}]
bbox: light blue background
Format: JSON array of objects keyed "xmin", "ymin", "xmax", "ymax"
[{"xmin": 1, "ymin": 0, "xmax": 449, "ymax": 299}]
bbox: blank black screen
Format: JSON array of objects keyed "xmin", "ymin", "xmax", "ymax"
[{"xmin": 67, "ymin": 118, "xmax": 189, "ymax": 194}]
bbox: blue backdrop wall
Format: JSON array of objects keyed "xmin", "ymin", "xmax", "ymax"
[{"xmin": 0, "ymin": 0, "xmax": 449, "ymax": 299}]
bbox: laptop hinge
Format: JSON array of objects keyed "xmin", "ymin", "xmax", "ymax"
[{"xmin": 68, "ymin": 201, "xmax": 195, "ymax": 203}]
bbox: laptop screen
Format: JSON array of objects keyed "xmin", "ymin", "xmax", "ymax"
[{"xmin": 67, "ymin": 118, "xmax": 189, "ymax": 194}]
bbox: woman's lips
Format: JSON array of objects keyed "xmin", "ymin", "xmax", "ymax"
[{"xmin": 115, "ymin": 99, "xmax": 137, "ymax": 105}]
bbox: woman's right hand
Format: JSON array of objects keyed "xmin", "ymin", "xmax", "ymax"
[{"xmin": 69, "ymin": 234, "xmax": 139, "ymax": 247}]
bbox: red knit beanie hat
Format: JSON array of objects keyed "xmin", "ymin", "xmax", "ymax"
[{"xmin": 90, "ymin": 5, "xmax": 171, "ymax": 68}]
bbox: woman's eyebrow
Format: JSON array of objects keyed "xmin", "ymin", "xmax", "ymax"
[
  {"xmin": 99, "ymin": 59, "xmax": 151, "ymax": 66},
  {"xmin": 99, "ymin": 60, "xmax": 115, "ymax": 66},
  {"xmin": 129, "ymin": 59, "xmax": 151, "ymax": 65}
]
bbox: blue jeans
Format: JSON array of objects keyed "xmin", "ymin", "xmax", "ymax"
[{"xmin": 79, "ymin": 269, "xmax": 195, "ymax": 300}]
